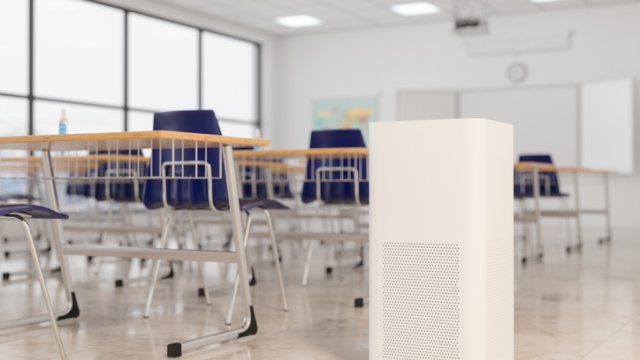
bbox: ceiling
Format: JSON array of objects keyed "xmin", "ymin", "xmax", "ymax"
[{"xmin": 158, "ymin": 0, "xmax": 639, "ymax": 35}]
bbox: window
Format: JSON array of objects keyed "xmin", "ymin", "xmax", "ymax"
[
  {"xmin": 128, "ymin": 110, "xmax": 154, "ymax": 131},
  {"xmin": 203, "ymin": 33, "xmax": 258, "ymax": 122},
  {"xmin": 0, "ymin": 0, "xmax": 28, "ymax": 95},
  {"xmin": 0, "ymin": 96, "xmax": 29, "ymax": 194},
  {"xmin": 0, "ymin": 97, "xmax": 28, "ymax": 135},
  {"xmin": 34, "ymin": 101, "xmax": 123, "ymax": 135},
  {"xmin": 219, "ymin": 121, "xmax": 257, "ymax": 138},
  {"xmin": 35, "ymin": 0, "xmax": 124, "ymax": 105},
  {"xmin": 2, "ymin": 1, "xmax": 260, "ymax": 138},
  {"xmin": 129, "ymin": 14, "xmax": 198, "ymax": 111}
]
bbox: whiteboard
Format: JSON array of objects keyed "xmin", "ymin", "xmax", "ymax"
[
  {"xmin": 459, "ymin": 86, "xmax": 578, "ymax": 166},
  {"xmin": 581, "ymin": 78, "xmax": 633, "ymax": 174}
]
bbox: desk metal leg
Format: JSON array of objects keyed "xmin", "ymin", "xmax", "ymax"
[
  {"xmin": 600, "ymin": 172, "xmax": 612, "ymax": 244},
  {"xmin": 164, "ymin": 145, "xmax": 256, "ymax": 358},
  {"xmin": 143, "ymin": 213, "xmax": 172, "ymax": 318},
  {"xmin": 572, "ymin": 171, "xmax": 583, "ymax": 249},
  {"xmin": 188, "ymin": 213, "xmax": 212, "ymax": 306},
  {"xmin": 225, "ymin": 214, "xmax": 253, "ymax": 326},
  {"xmin": 41, "ymin": 149, "xmax": 79, "ymax": 321},
  {"xmin": 222, "ymin": 144, "xmax": 255, "ymax": 337},
  {"xmin": 264, "ymin": 209, "xmax": 289, "ymax": 312},
  {"xmin": 532, "ymin": 168, "xmax": 544, "ymax": 259}
]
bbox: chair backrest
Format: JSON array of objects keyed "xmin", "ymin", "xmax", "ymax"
[
  {"xmin": 301, "ymin": 129, "xmax": 368, "ymax": 204},
  {"xmin": 93, "ymin": 150, "xmax": 145, "ymax": 202},
  {"xmin": 515, "ymin": 154, "xmax": 562, "ymax": 197},
  {"xmin": 142, "ymin": 110, "xmax": 228, "ymax": 210},
  {"xmin": 237, "ymin": 146, "xmax": 293, "ymax": 200}
]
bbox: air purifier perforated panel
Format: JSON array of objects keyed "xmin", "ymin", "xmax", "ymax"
[{"xmin": 382, "ymin": 242, "xmax": 461, "ymax": 360}]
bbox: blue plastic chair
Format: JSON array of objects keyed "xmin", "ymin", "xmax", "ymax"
[
  {"xmin": 514, "ymin": 154, "xmax": 574, "ymax": 263},
  {"xmin": 514, "ymin": 154, "xmax": 566, "ymax": 198},
  {"xmin": 141, "ymin": 110, "xmax": 289, "ymax": 323},
  {"xmin": 238, "ymin": 147, "xmax": 293, "ymax": 200},
  {"xmin": 301, "ymin": 129, "xmax": 369, "ymax": 205},
  {"xmin": 66, "ymin": 150, "xmax": 146, "ymax": 202},
  {"xmin": 94, "ymin": 150, "xmax": 146, "ymax": 202},
  {"xmin": 0, "ymin": 204, "xmax": 69, "ymax": 359}
]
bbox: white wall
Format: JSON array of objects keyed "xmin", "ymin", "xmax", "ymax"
[{"xmin": 276, "ymin": 3, "xmax": 640, "ymax": 228}]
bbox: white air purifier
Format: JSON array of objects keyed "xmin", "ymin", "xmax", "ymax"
[{"xmin": 369, "ymin": 119, "xmax": 513, "ymax": 360}]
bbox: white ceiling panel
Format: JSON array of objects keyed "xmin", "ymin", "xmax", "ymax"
[{"xmin": 158, "ymin": 0, "xmax": 640, "ymax": 36}]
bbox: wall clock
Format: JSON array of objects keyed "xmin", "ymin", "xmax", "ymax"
[{"xmin": 507, "ymin": 62, "xmax": 528, "ymax": 83}]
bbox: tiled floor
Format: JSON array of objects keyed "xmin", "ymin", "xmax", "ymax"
[{"xmin": 0, "ymin": 227, "xmax": 638, "ymax": 359}]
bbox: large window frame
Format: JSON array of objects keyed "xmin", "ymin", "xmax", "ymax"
[{"xmin": 0, "ymin": 0, "xmax": 261, "ymax": 135}]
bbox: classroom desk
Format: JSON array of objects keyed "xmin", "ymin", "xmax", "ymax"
[
  {"xmin": 513, "ymin": 162, "xmax": 612, "ymax": 261},
  {"xmin": 0, "ymin": 131, "xmax": 268, "ymax": 358},
  {"xmin": 234, "ymin": 148, "xmax": 369, "ymax": 290}
]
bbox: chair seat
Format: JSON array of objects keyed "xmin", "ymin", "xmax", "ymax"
[
  {"xmin": 514, "ymin": 193, "xmax": 569, "ymax": 199},
  {"xmin": 204, "ymin": 198, "xmax": 289, "ymax": 211},
  {"xmin": 0, "ymin": 194, "xmax": 37, "ymax": 202},
  {"xmin": 0, "ymin": 204, "xmax": 69, "ymax": 220},
  {"xmin": 239, "ymin": 198, "xmax": 289, "ymax": 211}
]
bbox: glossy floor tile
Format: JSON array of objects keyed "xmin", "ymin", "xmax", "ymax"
[{"xmin": 1, "ymin": 227, "xmax": 639, "ymax": 359}]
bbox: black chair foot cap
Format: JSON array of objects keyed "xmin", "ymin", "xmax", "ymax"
[
  {"xmin": 2, "ymin": 273, "xmax": 10, "ymax": 280},
  {"xmin": 249, "ymin": 267, "xmax": 257, "ymax": 287},
  {"xmin": 161, "ymin": 267, "xmax": 175, "ymax": 280},
  {"xmin": 58, "ymin": 292, "xmax": 80, "ymax": 320},
  {"xmin": 198, "ymin": 287, "xmax": 205, "ymax": 297},
  {"xmin": 115, "ymin": 279, "xmax": 124, "ymax": 288},
  {"xmin": 51, "ymin": 266, "xmax": 61, "ymax": 273},
  {"xmin": 238, "ymin": 305, "xmax": 258, "ymax": 338},
  {"xmin": 325, "ymin": 266, "xmax": 333, "ymax": 275},
  {"xmin": 354, "ymin": 298, "xmax": 364, "ymax": 308},
  {"xmin": 167, "ymin": 343, "xmax": 182, "ymax": 358}
]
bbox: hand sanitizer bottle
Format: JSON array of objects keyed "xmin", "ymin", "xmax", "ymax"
[
  {"xmin": 253, "ymin": 128, "xmax": 263, "ymax": 150},
  {"xmin": 58, "ymin": 109, "xmax": 68, "ymax": 135}
]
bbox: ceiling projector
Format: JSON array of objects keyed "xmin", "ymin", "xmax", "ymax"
[{"xmin": 454, "ymin": 16, "xmax": 489, "ymax": 35}]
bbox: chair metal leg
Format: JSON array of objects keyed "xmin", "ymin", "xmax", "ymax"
[
  {"xmin": 263, "ymin": 210, "xmax": 289, "ymax": 312},
  {"xmin": 521, "ymin": 199, "xmax": 531, "ymax": 264},
  {"xmin": 18, "ymin": 217, "xmax": 67, "ymax": 360},
  {"xmin": 188, "ymin": 213, "xmax": 211, "ymax": 306},
  {"xmin": 302, "ymin": 240, "xmax": 315, "ymax": 287},
  {"xmin": 144, "ymin": 214, "xmax": 172, "ymax": 319},
  {"xmin": 226, "ymin": 214, "xmax": 253, "ymax": 326},
  {"xmin": 561, "ymin": 198, "xmax": 574, "ymax": 253}
]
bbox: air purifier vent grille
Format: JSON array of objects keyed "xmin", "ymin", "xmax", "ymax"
[{"xmin": 382, "ymin": 242, "xmax": 460, "ymax": 360}]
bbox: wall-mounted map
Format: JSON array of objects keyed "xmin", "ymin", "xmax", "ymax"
[{"xmin": 312, "ymin": 96, "xmax": 378, "ymax": 144}]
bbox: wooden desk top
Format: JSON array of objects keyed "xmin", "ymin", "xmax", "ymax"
[
  {"xmin": 0, "ymin": 155, "xmax": 150, "ymax": 172},
  {"xmin": 0, "ymin": 131, "xmax": 270, "ymax": 151},
  {"xmin": 234, "ymin": 148, "xmax": 368, "ymax": 157},
  {"xmin": 514, "ymin": 162, "xmax": 611, "ymax": 174}
]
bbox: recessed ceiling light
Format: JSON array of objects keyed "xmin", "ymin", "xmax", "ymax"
[
  {"xmin": 529, "ymin": 0, "xmax": 569, "ymax": 3},
  {"xmin": 274, "ymin": 14, "xmax": 322, "ymax": 28},
  {"xmin": 390, "ymin": 2, "xmax": 441, "ymax": 16}
]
